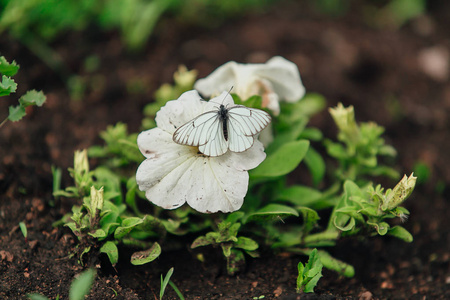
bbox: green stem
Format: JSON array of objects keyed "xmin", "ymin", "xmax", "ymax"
[
  {"xmin": 303, "ymin": 230, "xmax": 339, "ymax": 245},
  {"xmin": 0, "ymin": 117, "xmax": 8, "ymax": 128}
]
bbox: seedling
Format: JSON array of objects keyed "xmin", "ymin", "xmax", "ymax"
[
  {"xmin": 0, "ymin": 56, "xmax": 46, "ymax": 128},
  {"xmin": 296, "ymin": 249, "xmax": 323, "ymax": 293},
  {"xmin": 160, "ymin": 267, "xmax": 185, "ymax": 300}
]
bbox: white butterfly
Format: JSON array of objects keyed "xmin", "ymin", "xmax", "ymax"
[{"xmin": 173, "ymin": 102, "xmax": 271, "ymax": 157}]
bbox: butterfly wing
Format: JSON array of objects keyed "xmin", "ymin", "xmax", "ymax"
[
  {"xmin": 227, "ymin": 106, "xmax": 271, "ymax": 153},
  {"xmin": 173, "ymin": 110, "xmax": 228, "ymax": 157}
]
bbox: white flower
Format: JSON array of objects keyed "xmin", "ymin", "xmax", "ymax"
[
  {"xmin": 136, "ymin": 90, "xmax": 266, "ymax": 213},
  {"xmin": 194, "ymin": 56, "xmax": 305, "ymax": 115}
]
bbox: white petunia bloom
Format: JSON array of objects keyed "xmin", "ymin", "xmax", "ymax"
[
  {"xmin": 194, "ymin": 56, "xmax": 305, "ymax": 116},
  {"xmin": 136, "ymin": 90, "xmax": 267, "ymax": 213}
]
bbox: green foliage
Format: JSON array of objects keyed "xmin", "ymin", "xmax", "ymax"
[
  {"xmin": 0, "ymin": 0, "xmax": 276, "ymax": 54},
  {"xmin": 53, "ymin": 66, "xmax": 416, "ymax": 288},
  {"xmin": 296, "ymin": 249, "xmax": 323, "ymax": 293},
  {"xmin": 0, "ymin": 56, "xmax": 46, "ymax": 128},
  {"xmin": 88, "ymin": 123, "xmax": 142, "ymax": 167},
  {"xmin": 325, "ymin": 103, "xmax": 399, "ymax": 183},
  {"xmin": 159, "ymin": 267, "xmax": 185, "ymax": 300},
  {"xmin": 191, "ymin": 215, "xmax": 259, "ymax": 275},
  {"xmin": 69, "ymin": 269, "xmax": 96, "ymax": 300}
]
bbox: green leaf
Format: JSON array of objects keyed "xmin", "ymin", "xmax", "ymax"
[
  {"xmin": 388, "ymin": 226, "xmax": 413, "ymax": 242},
  {"xmin": 88, "ymin": 228, "xmax": 107, "ymax": 239},
  {"xmin": 160, "ymin": 267, "xmax": 174, "ymax": 300},
  {"xmin": 0, "ymin": 56, "xmax": 20, "ymax": 77},
  {"xmin": 130, "ymin": 242, "xmax": 162, "ymax": 265},
  {"xmin": 191, "ymin": 234, "xmax": 217, "ymax": 248},
  {"xmin": 114, "ymin": 217, "xmax": 143, "ymax": 239},
  {"xmin": 367, "ymin": 221, "xmax": 389, "ymax": 235},
  {"xmin": 69, "ymin": 269, "xmax": 96, "ymax": 300},
  {"xmin": 8, "ymin": 105, "xmax": 26, "ymax": 122},
  {"xmin": 221, "ymin": 243, "xmax": 233, "ymax": 258},
  {"xmin": 100, "ymin": 241, "xmax": 119, "ymax": 266},
  {"xmin": 18, "ymin": 90, "xmax": 46, "ymax": 107},
  {"xmin": 304, "ymin": 147, "xmax": 326, "ymax": 186},
  {"xmin": 296, "ymin": 262, "xmax": 304, "ymax": 291},
  {"xmin": 298, "ymin": 207, "xmax": 320, "ymax": 234},
  {"xmin": 0, "ymin": 75, "xmax": 17, "ymax": 96},
  {"xmin": 246, "ymin": 204, "xmax": 299, "ymax": 223},
  {"xmin": 234, "ymin": 237, "xmax": 259, "ymax": 251},
  {"xmin": 277, "ymin": 185, "xmax": 323, "ymax": 206},
  {"xmin": 298, "ymin": 248, "xmax": 323, "ymax": 293},
  {"xmin": 250, "ymin": 140, "xmax": 309, "ymax": 179}
]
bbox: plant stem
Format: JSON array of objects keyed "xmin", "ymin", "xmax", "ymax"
[{"xmin": 303, "ymin": 230, "xmax": 339, "ymax": 245}]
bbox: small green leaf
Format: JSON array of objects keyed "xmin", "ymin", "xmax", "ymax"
[
  {"xmin": 234, "ymin": 237, "xmax": 259, "ymax": 251},
  {"xmin": 250, "ymin": 140, "xmax": 309, "ymax": 179},
  {"xmin": 69, "ymin": 269, "xmax": 96, "ymax": 300},
  {"xmin": 277, "ymin": 185, "xmax": 323, "ymax": 206},
  {"xmin": 246, "ymin": 204, "xmax": 299, "ymax": 223},
  {"xmin": 296, "ymin": 262, "xmax": 304, "ymax": 291},
  {"xmin": 333, "ymin": 214, "xmax": 355, "ymax": 231},
  {"xmin": 114, "ymin": 217, "xmax": 143, "ymax": 239},
  {"xmin": 100, "ymin": 241, "xmax": 119, "ymax": 266},
  {"xmin": 19, "ymin": 222, "xmax": 27, "ymax": 238},
  {"xmin": 18, "ymin": 90, "xmax": 46, "ymax": 107},
  {"xmin": 88, "ymin": 228, "xmax": 107, "ymax": 238},
  {"xmin": 0, "ymin": 56, "xmax": 20, "ymax": 76},
  {"xmin": 388, "ymin": 226, "xmax": 413, "ymax": 242},
  {"xmin": 298, "ymin": 207, "xmax": 320, "ymax": 234},
  {"xmin": 191, "ymin": 235, "xmax": 216, "ymax": 248},
  {"xmin": 8, "ymin": 105, "xmax": 26, "ymax": 122},
  {"xmin": 160, "ymin": 267, "xmax": 174, "ymax": 299},
  {"xmin": 0, "ymin": 75, "xmax": 17, "ymax": 96},
  {"xmin": 130, "ymin": 242, "xmax": 162, "ymax": 265},
  {"xmin": 297, "ymin": 248, "xmax": 323, "ymax": 293},
  {"xmin": 368, "ymin": 221, "xmax": 390, "ymax": 235},
  {"xmin": 304, "ymin": 147, "xmax": 326, "ymax": 186},
  {"xmin": 221, "ymin": 243, "xmax": 233, "ymax": 258}
]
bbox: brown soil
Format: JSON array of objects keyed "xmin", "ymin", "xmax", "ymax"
[{"xmin": 1, "ymin": 1, "xmax": 449, "ymax": 299}]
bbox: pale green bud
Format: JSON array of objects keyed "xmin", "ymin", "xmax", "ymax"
[
  {"xmin": 174, "ymin": 65, "xmax": 197, "ymax": 89},
  {"xmin": 90, "ymin": 186, "xmax": 104, "ymax": 215},
  {"xmin": 329, "ymin": 103, "xmax": 360, "ymax": 143},
  {"xmin": 381, "ymin": 173, "xmax": 417, "ymax": 211},
  {"xmin": 74, "ymin": 149, "xmax": 89, "ymax": 175}
]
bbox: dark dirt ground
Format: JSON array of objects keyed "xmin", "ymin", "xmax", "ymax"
[{"xmin": 1, "ymin": 1, "xmax": 450, "ymax": 299}]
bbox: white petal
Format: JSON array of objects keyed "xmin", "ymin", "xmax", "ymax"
[
  {"xmin": 256, "ymin": 56, "xmax": 305, "ymax": 102},
  {"xmin": 136, "ymin": 128, "xmax": 196, "ymax": 190},
  {"xmin": 226, "ymin": 139, "xmax": 266, "ymax": 171},
  {"xmin": 194, "ymin": 62, "xmax": 239, "ymax": 97},
  {"xmin": 155, "ymin": 90, "xmax": 206, "ymax": 134},
  {"xmin": 186, "ymin": 158, "xmax": 248, "ymax": 213}
]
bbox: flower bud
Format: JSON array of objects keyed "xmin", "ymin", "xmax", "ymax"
[
  {"xmin": 381, "ymin": 173, "xmax": 417, "ymax": 211},
  {"xmin": 74, "ymin": 149, "xmax": 89, "ymax": 176},
  {"xmin": 329, "ymin": 103, "xmax": 360, "ymax": 143},
  {"xmin": 174, "ymin": 65, "xmax": 197, "ymax": 89},
  {"xmin": 90, "ymin": 186, "xmax": 104, "ymax": 214}
]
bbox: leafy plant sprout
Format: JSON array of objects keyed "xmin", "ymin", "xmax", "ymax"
[
  {"xmin": 54, "ymin": 56, "xmax": 417, "ymax": 293},
  {"xmin": 0, "ymin": 56, "xmax": 46, "ymax": 128}
]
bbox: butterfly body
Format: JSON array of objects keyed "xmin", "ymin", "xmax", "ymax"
[{"xmin": 173, "ymin": 103, "xmax": 271, "ymax": 157}]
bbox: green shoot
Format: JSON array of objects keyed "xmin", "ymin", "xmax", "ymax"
[
  {"xmin": 296, "ymin": 249, "xmax": 323, "ymax": 293},
  {"xmin": 19, "ymin": 221, "xmax": 27, "ymax": 240},
  {"xmin": 0, "ymin": 56, "xmax": 46, "ymax": 128}
]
